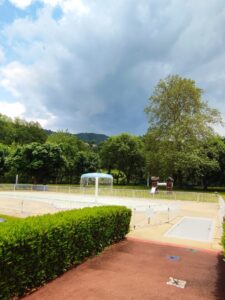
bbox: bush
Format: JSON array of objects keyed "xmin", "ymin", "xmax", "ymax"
[
  {"xmin": 222, "ymin": 222, "xmax": 225, "ymax": 257},
  {"xmin": 0, "ymin": 214, "xmax": 19, "ymax": 223},
  {"xmin": 0, "ymin": 206, "xmax": 131, "ymax": 299}
]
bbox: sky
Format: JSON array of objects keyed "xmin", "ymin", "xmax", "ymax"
[{"xmin": 0, "ymin": 0, "xmax": 225, "ymax": 136}]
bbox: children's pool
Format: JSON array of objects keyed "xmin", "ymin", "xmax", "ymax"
[{"xmin": 165, "ymin": 217, "xmax": 214, "ymax": 242}]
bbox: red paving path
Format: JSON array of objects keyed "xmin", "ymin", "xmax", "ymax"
[{"xmin": 24, "ymin": 238, "xmax": 225, "ymax": 300}]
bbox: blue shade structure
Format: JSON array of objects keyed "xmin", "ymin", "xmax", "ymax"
[
  {"xmin": 81, "ymin": 173, "xmax": 113, "ymax": 180},
  {"xmin": 80, "ymin": 173, "xmax": 113, "ymax": 202}
]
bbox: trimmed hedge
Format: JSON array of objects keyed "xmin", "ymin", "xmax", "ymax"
[
  {"xmin": 0, "ymin": 214, "xmax": 19, "ymax": 224},
  {"xmin": 0, "ymin": 206, "xmax": 131, "ymax": 299},
  {"xmin": 222, "ymin": 222, "xmax": 225, "ymax": 257}
]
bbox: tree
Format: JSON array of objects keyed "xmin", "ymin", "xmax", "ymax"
[
  {"xmin": 100, "ymin": 134, "xmax": 145, "ymax": 184},
  {"xmin": 0, "ymin": 114, "xmax": 47, "ymax": 145},
  {"xmin": 47, "ymin": 131, "xmax": 86, "ymax": 152},
  {"xmin": 0, "ymin": 143, "xmax": 10, "ymax": 181},
  {"xmin": 198, "ymin": 136, "xmax": 225, "ymax": 189},
  {"xmin": 47, "ymin": 131, "xmax": 88, "ymax": 183},
  {"xmin": 6, "ymin": 143, "xmax": 65, "ymax": 184},
  {"xmin": 144, "ymin": 75, "xmax": 223, "ymax": 187},
  {"xmin": 73, "ymin": 151, "xmax": 100, "ymax": 182},
  {"xmin": 0, "ymin": 114, "xmax": 14, "ymax": 144},
  {"xmin": 13, "ymin": 118, "xmax": 47, "ymax": 144}
]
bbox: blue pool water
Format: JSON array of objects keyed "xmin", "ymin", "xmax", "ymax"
[{"xmin": 165, "ymin": 217, "xmax": 214, "ymax": 242}]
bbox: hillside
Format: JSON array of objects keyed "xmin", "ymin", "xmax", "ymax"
[
  {"xmin": 76, "ymin": 133, "xmax": 108, "ymax": 144},
  {"xmin": 45, "ymin": 130, "xmax": 108, "ymax": 145}
]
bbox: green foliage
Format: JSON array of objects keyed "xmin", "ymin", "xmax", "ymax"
[
  {"xmin": 0, "ymin": 114, "xmax": 47, "ymax": 145},
  {"xmin": 47, "ymin": 131, "xmax": 96, "ymax": 183},
  {"xmin": 0, "ymin": 144, "xmax": 10, "ymax": 181},
  {"xmin": 47, "ymin": 131, "xmax": 87, "ymax": 152},
  {"xmin": 0, "ymin": 214, "xmax": 19, "ymax": 222},
  {"xmin": 6, "ymin": 143, "xmax": 65, "ymax": 183},
  {"xmin": 144, "ymin": 75, "xmax": 223, "ymax": 187},
  {"xmin": 74, "ymin": 151, "xmax": 100, "ymax": 180},
  {"xmin": 222, "ymin": 222, "xmax": 225, "ymax": 257},
  {"xmin": 0, "ymin": 206, "xmax": 131, "ymax": 299},
  {"xmin": 100, "ymin": 134, "xmax": 145, "ymax": 184},
  {"xmin": 76, "ymin": 133, "xmax": 108, "ymax": 145}
]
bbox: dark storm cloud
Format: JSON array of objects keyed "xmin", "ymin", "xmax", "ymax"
[{"xmin": 1, "ymin": 0, "xmax": 225, "ymax": 135}]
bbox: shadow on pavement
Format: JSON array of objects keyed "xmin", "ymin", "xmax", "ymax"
[{"xmin": 214, "ymin": 254, "xmax": 225, "ymax": 299}]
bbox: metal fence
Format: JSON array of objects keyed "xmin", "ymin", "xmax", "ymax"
[{"xmin": 0, "ymin": 184, "xmax": 219, "ymax": 202}]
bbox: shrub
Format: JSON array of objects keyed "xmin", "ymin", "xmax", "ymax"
[
  {"xmin": 0, "ymin": 205, "xmax": 131, "ymax": 299},
  {"xmin": 222, "ymin": 222, "xmax": 225, "ymax": 257},
  {"xmin": 0, "ymin": 214, "xmax": 19, "ymax": 223}
]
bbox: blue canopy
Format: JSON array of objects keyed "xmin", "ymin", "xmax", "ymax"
[{"xmin": 81, "ymin": 172, "xmax": 113, "ymax": 180}]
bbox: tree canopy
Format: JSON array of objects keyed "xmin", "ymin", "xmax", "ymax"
[
  {"xmin": 100, "ymin": 134, "xmax": 145, "ymax": 184},
  {"xmin": 144, "ymin": 75, "xmax": 223, "ymax": 187},
  {"xmin": 0, "ymin": 114, "xmax": 47, "ymax": 145},
  {"xmin": 0, "ymin": 74, "xmax": 224, "ymax": 189}
]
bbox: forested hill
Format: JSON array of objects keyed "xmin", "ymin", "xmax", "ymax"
[
  {"xmin": 76, "ymin": 133, "xmax": 108, "ymax": 144},
  {"xmin": 46, "ymin": 130, "xmax": 108, "ymax": 145},
  {"xmin": 0, "ymin": 114, "xmax": 108, "ymax": 145}
]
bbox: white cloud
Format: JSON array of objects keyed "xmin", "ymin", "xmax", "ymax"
[
  {"xmin": 1, "ymin": 0, "xmax": 225, "ymax": 135},
  {"xmin": 0, "ymin": 47, "xmax": 5, "ymax": 63},
  {"xmin": 8, "ymin": 0, "xmax": 33, "ymax": 9},
  {"xmin": 0, "ymin": 101, "xmax": 26, "ymax": 118},
  {"xmin": 214, "ymin": 123, "xmax": 225, "ymax": 137},
  {"xmin": 8, "ymin": 0, "xmax": 89, "ymax": 14},
  {"xmin": 43, "ymin": 0, "xmax": 89, "ymax": 14},
  {"xmin": 0, "ymin": 61, "xmax": 58, "ymax": 128},
  {"xmin": 26, "ymin": 112, "xmax": 57, "ymax": 128},
  {"xmin": 0, "ymin": 61, "xmax": 34, "ymax": 97}
]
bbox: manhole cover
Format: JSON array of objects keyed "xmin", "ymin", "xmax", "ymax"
[{"xmin": 166, "ymin": 255, "xmax": 180, "ymax": 261}]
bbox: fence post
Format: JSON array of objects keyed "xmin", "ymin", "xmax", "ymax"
[
  {"xmin": 21, "ymin": 200, "xmax": 24, "ymax": 214},
  {"xmin": 133, "ymin": 208, "xmax": 136, "ymax": 229},
  {"xmin": 167, "ymin": 207, "xmax": 170, "ymax": 223}
]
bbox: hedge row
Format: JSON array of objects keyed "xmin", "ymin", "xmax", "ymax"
[
  {"xmin": 0, "ymin": 205, "xmax": 131, "ymax": 299},
  {"xmin": 222, "ymin": 222, "xmax": 225, "ymax": 257}
]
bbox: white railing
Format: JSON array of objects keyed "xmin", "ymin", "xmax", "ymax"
[{"xmin": 0, "ymin": 184, "xmax": 218, "ymax": 202}]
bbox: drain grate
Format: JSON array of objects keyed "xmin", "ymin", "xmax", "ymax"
[
  {"xmin": 166, "ymin": 255, "xmax": 180, "ymax": 261},
  {"xmin": 167, "ymin": 277, "xmax": 186, "ymax": 288},
  {"xmin": 186, "ymin": 248, "xmax": 198, "ymax": 253}
]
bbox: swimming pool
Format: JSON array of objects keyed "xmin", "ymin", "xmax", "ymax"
[{"xmin": 165, "ymin": 217, "xmax": 214, "ymax": 242}]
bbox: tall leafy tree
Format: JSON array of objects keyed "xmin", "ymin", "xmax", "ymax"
[
  {"xmin": 6, "ymin": 143, "xmax": 65, "ymax": 184},
  {"xmin": 198, "ymin": 136, "xmax": 225, "ymax": 189},
  {"xmin": 144, "ymin": 75, "xmax": 223, "ymax": 187},
  {"xmin": 13, "ymin": 118, "xmax": 47, "ymax": 144},
  {"xmin": 47, "ymin": 131, "xmax": 88, "ymax": 182},
  {"xmin": 0, "ymin": 143, "xmax": 10, "ymax": 181},
  {"xmin": 74, "ymin": 151, "xmax": 100, "ymax": 182},
  {"xmin": 0, "ymin": 114, "xmax": 47, "ymax": 145},
  {"xmin": 0, "ymin": 114, "xmax": 14, "ymax": 144},
  {"xmin": 100, "ymin": 134, "xmax": 145, "ymax": 184}
]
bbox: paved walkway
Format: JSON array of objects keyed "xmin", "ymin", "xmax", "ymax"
[{"xmin": 24, "ymin": 238, "xmax": 225, "ymax": 300}]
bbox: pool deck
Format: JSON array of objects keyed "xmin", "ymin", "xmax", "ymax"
[
  {"xmin": 0, "ymin": 191, "xmax": 223, "ymax": 251},
  {"xmin": 129, "ymin": 201, "xmax": 222, "ymax": 251}
]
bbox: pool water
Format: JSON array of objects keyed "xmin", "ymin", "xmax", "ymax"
[{"xmin": 165, "ymin": 217, "xmax": 214, "ymax": 242}]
